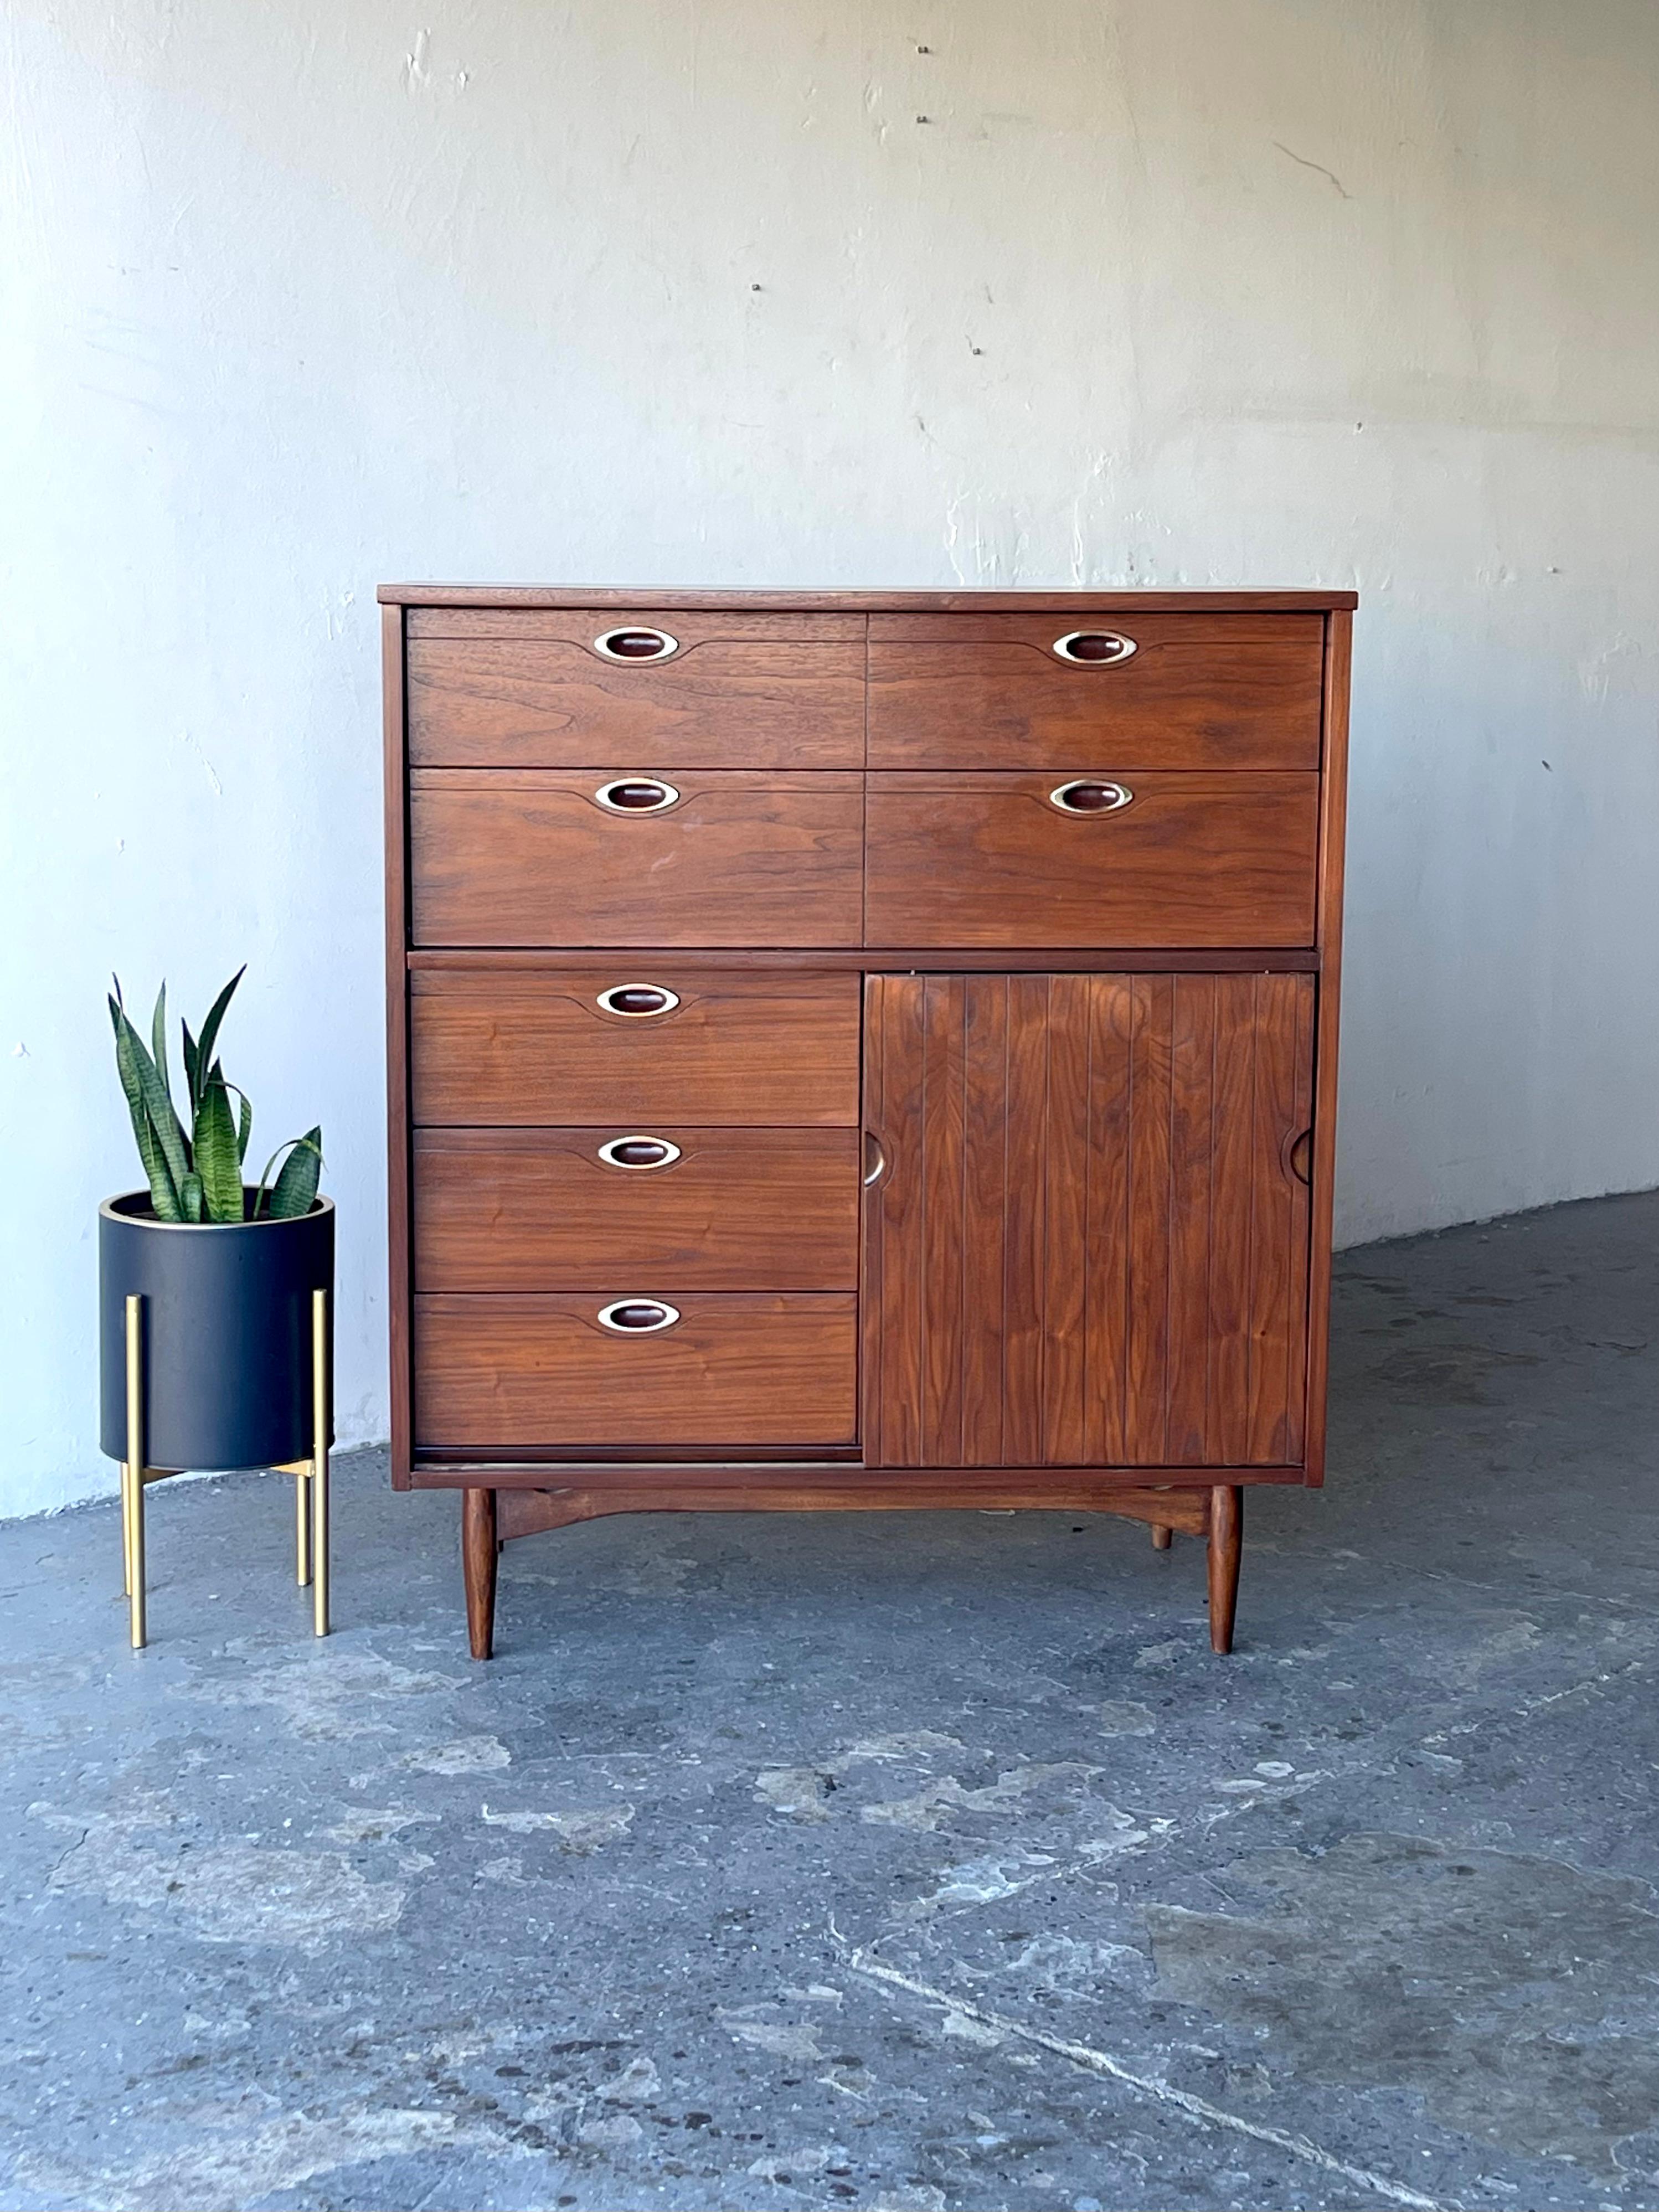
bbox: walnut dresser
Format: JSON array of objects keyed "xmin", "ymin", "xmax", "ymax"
[{"xmin": 380, "ymin": 586, "xmax": 1354, "ymax": 1659}]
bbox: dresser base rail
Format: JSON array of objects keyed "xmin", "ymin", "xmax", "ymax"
[{"xmin": 455, "ymin": 1473, "xmax": 1250, "ymax": 1661}]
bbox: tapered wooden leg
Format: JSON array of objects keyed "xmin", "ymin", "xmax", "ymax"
[
  {"xmin": 462, "ymin": 1488, "xmax": 498, "ymax": 1661},
  {"xmin": 1151, "ymin": 1523, "xmax": 1173, "ymax": 1550},
  {"xmin": 1207, "ymin": 1485, "xmax": 1242, "ymax": 1654}
]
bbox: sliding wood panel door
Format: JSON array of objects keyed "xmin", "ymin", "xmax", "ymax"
[{"xmin": 862, "ymin": 972, "xmax": 1315, "ymax": 1469}]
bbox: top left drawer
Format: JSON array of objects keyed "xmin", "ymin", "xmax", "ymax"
[{"xmin": 405, "ymin": 609, "xmax": 865, "ymax": 771}]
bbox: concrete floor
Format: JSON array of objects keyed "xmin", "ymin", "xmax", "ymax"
[{"xmin": 3, "ymin": 1193, "xmax": 1658, "ymax": 2212}]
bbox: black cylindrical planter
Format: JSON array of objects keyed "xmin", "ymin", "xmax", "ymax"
[{"xmin": 100, "ymin": 1193, "xmax": 335, "ymax": 1472}]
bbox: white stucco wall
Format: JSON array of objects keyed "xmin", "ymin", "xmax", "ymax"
[{"xmin": 3, "ymin": 1, "xmax": 1656, "ymax": 1519}]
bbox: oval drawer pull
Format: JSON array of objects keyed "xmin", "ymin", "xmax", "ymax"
[
  {"xmin": 1052, "ymin": 628, "xmax": 1136, "ymax": 666},
  {"xmin": 597, "ymin": 1297, "xmax": 681, "ymax": 1334},
  {"xmin": 597, "ymin": 1135, "xmax": 682, "ymax": 1171},
  {"xmin": 593, "ymin": 625, "xmax": 679, "ymax": 663},
  {"xmin": 596, "ymin": 983, "xmax": 681, "ymax": 1018},
  {"xmin": 1049, "ymin": 778, "xmax": 1134, "ymax": 814},
  {"xmin": 595, "ymin": 776, "xmax": 681, "ymax": 814}
]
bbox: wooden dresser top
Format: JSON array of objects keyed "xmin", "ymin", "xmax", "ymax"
[{"xmin": 379, "ymin": 585, "xmax": 1358, "ymax": 612}]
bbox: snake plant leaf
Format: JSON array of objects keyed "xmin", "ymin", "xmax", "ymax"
[
  {"xmin": 109, "ymin": 993, "xmax": 184, "ymax": 1220},
  {"xmin": 119, "ymin": 1006, "xmax": 191, "ymax": 1195},
  {"xmin": 181, "ymin": 1020, "xmax": 200, "ymax": 1115},
  {"xmin": 138, "ymin": 1103, "xmax": 186, "ymax": 1221},
  {"xmin": 108, "ymin": 992, "xmax": 148, "ymax": 1134},
  {"xmin": 132, "ymin": 1110, "xmax": 183, "ymax": 1220},
  {"xmin": 194, "ymin": 1074, "xmax": 245, "ymax": 1224},
  {"xmin": 111, "ymin": 966, "xmax": 312, "ymax": 1230},
  {"xmin": 111, "ymin": 979, "xmax": 192, "ymax": 1187},
  {"xmin": 193, "ymin": 968, "xmax": 245, "ymax": 1096},
  {"xmin": 150, "ymin": 982, "xmax": 172, "ymax": 1118},
  {"xmin": 267, "ymin": 1127, "xmax": 323, "ymax": 1220}
]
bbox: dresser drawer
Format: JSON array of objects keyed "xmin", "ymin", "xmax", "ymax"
[
  {"xmin": 864, "ymin": 772, "xmax": 1319, "ymax": 947},
  {"xmin": 414, "ymin": 1292, "xmax": 858, "ymax": 1449},
  {"xmin": 410, "ymin": 968, "xmax": 861, "ymax": 1126},
  {"xmin": 868, "ymin": 612, "xmax": 1323, "ymax": 771},
  {"xmin": 406, "ymin": 608, "xmax": 864, "ymax": 771},
  {"xmin": 414, "ymin": 1127, "xmax": 858, "ymax": 1290},
  {"xmin": 410, "ymin": 769, "xmax": 863, "ymax": 947}
]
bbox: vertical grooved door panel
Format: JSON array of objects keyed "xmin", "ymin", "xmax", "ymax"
[{"xmin": 863, "ymin": 973, "xmax": 1313, "ymax": 1468}]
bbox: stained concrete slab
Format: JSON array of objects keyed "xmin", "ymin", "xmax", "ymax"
[{"xmin": 2, "ymin": 1190, "xmax": 1658, "ymax": 2212}]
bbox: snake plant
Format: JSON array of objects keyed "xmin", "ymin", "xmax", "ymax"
[{"xmin": 108, "ymin": 968, "xmax": 322, "ymax": 1224}]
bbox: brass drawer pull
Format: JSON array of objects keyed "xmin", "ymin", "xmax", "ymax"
[
  {"xmin": 1049, "ymin": 778, "xmax": 1134, "ymax": 814},
  {"xmin": 597, "ymin": 1297, "xmax": 681, "ymax": 1334},
  {"xmin": 1052, "ymin": 629, "xmax": 1137, "ymax": 666},
  {"xmin": 595, "ymin": 776, "xmax": 681, "ymax": 814},
  {"xmin": 595, "ymin": 983, "xmax": 681, "ymax": 1018},
  {"xmin": 597, "ymin": 1135, "xmax": 682, "ymax": 1171},
  {"xmin": 593, "ymin": 626, "xmax": 679, "ymax": 663}
]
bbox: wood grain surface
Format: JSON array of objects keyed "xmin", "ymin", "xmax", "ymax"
[
  {"xmin": 415, "ymin": 1292, "xmax": 858, "ymax": 1449},
  {"xmin": 383, "ymin": 602, "xmax": 414, "ymax": 1488},
  {"xmin": 493, "ymin": 1477, "xmax": 1215, "ymax": 1538},
  {"xmin": 863, "ymin": 772, "xmax": 1319, "ymax": 947},
  {"xmin": 1303, "ymin": 607, "xmax": 1353, "ymax": 1486},
  {"xmin": 462, "ymin": 1487, "xmax": 497, "ymax": 1659},
  {"xmin": 408, "ymin": 611, "xmax": 863, "ymax": 769},
  {"xmin": 868, "ymin": 612, "xmax": 1323, "ymax": 770},
  {"xmin": 411, "ymin": 1460, "xmax": 1304, "ymax": 1489},
  {"xmin": 862, "ymin": 971, "xmax": 1313, "ymax": 1468},
  {"xmin": 410, "ymin": 769, "xmax": 864, "ymax": 947},
  {"xmin": 384, "ymin": 585, "xmax": 1358, "ymax": 612},
  {"xmin": 1207, "ymin": 1484, "xmax": 1244, "ymax": 1653},
  {"xmin": 414, "ymin": 1127, "xmax": 858, "ymax": 1290},
  {"xmin": 410, "ymin": 947, "xmax": 1322, "ymax": 973},
  {"xmin": 409, "ymin": 967, "xmax": 861, "ymax": 1126},
  {"xmin": 383, "ymin": 590, "xmax": 1351, "ymax": 1613}
]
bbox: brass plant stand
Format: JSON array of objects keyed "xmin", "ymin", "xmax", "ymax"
[{"xmin": 119, "ymin": 1288, "xmax": 330, "ymax": 1649}]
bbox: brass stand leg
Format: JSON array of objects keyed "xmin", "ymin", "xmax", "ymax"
[
  {"xmin": 295, "ymin": 1468, "xmax": 312, "ymax": 1586},
  {"xmin": 121, "ymin": 1287, "xmax": 331, "ymax": 1647},
  {"xmin": 1207, "ymin": 1484, "xmax": 1243, "ymax": 1655},
  {"xmin": 311, "ymin": 1289, "xmax": 330, "ymax": 1637},
  {"xmin": 1151, "ymin": 1523, "xmax": 1173, "ymax": 1550},
  {"xmin": 125, "ymin": 1296, "xmax": 147, "ymax": 1650},
  {"xmin": 121, "ymin": 1461, "xmax": 134, "ymax": 1596},
  {"xmin": 129, "ymin": 1473, "xmax": 147, "ymax": 1649}
]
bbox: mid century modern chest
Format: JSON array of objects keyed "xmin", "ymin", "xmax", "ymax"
[{"xmin": 380, "ymin": 586, "xmax": 1354, "ymax": 1658}]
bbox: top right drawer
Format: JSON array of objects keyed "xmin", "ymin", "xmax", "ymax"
[{"xmin": 867, "ymin": 612, "xmax": 1325, "ymax": 771}]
